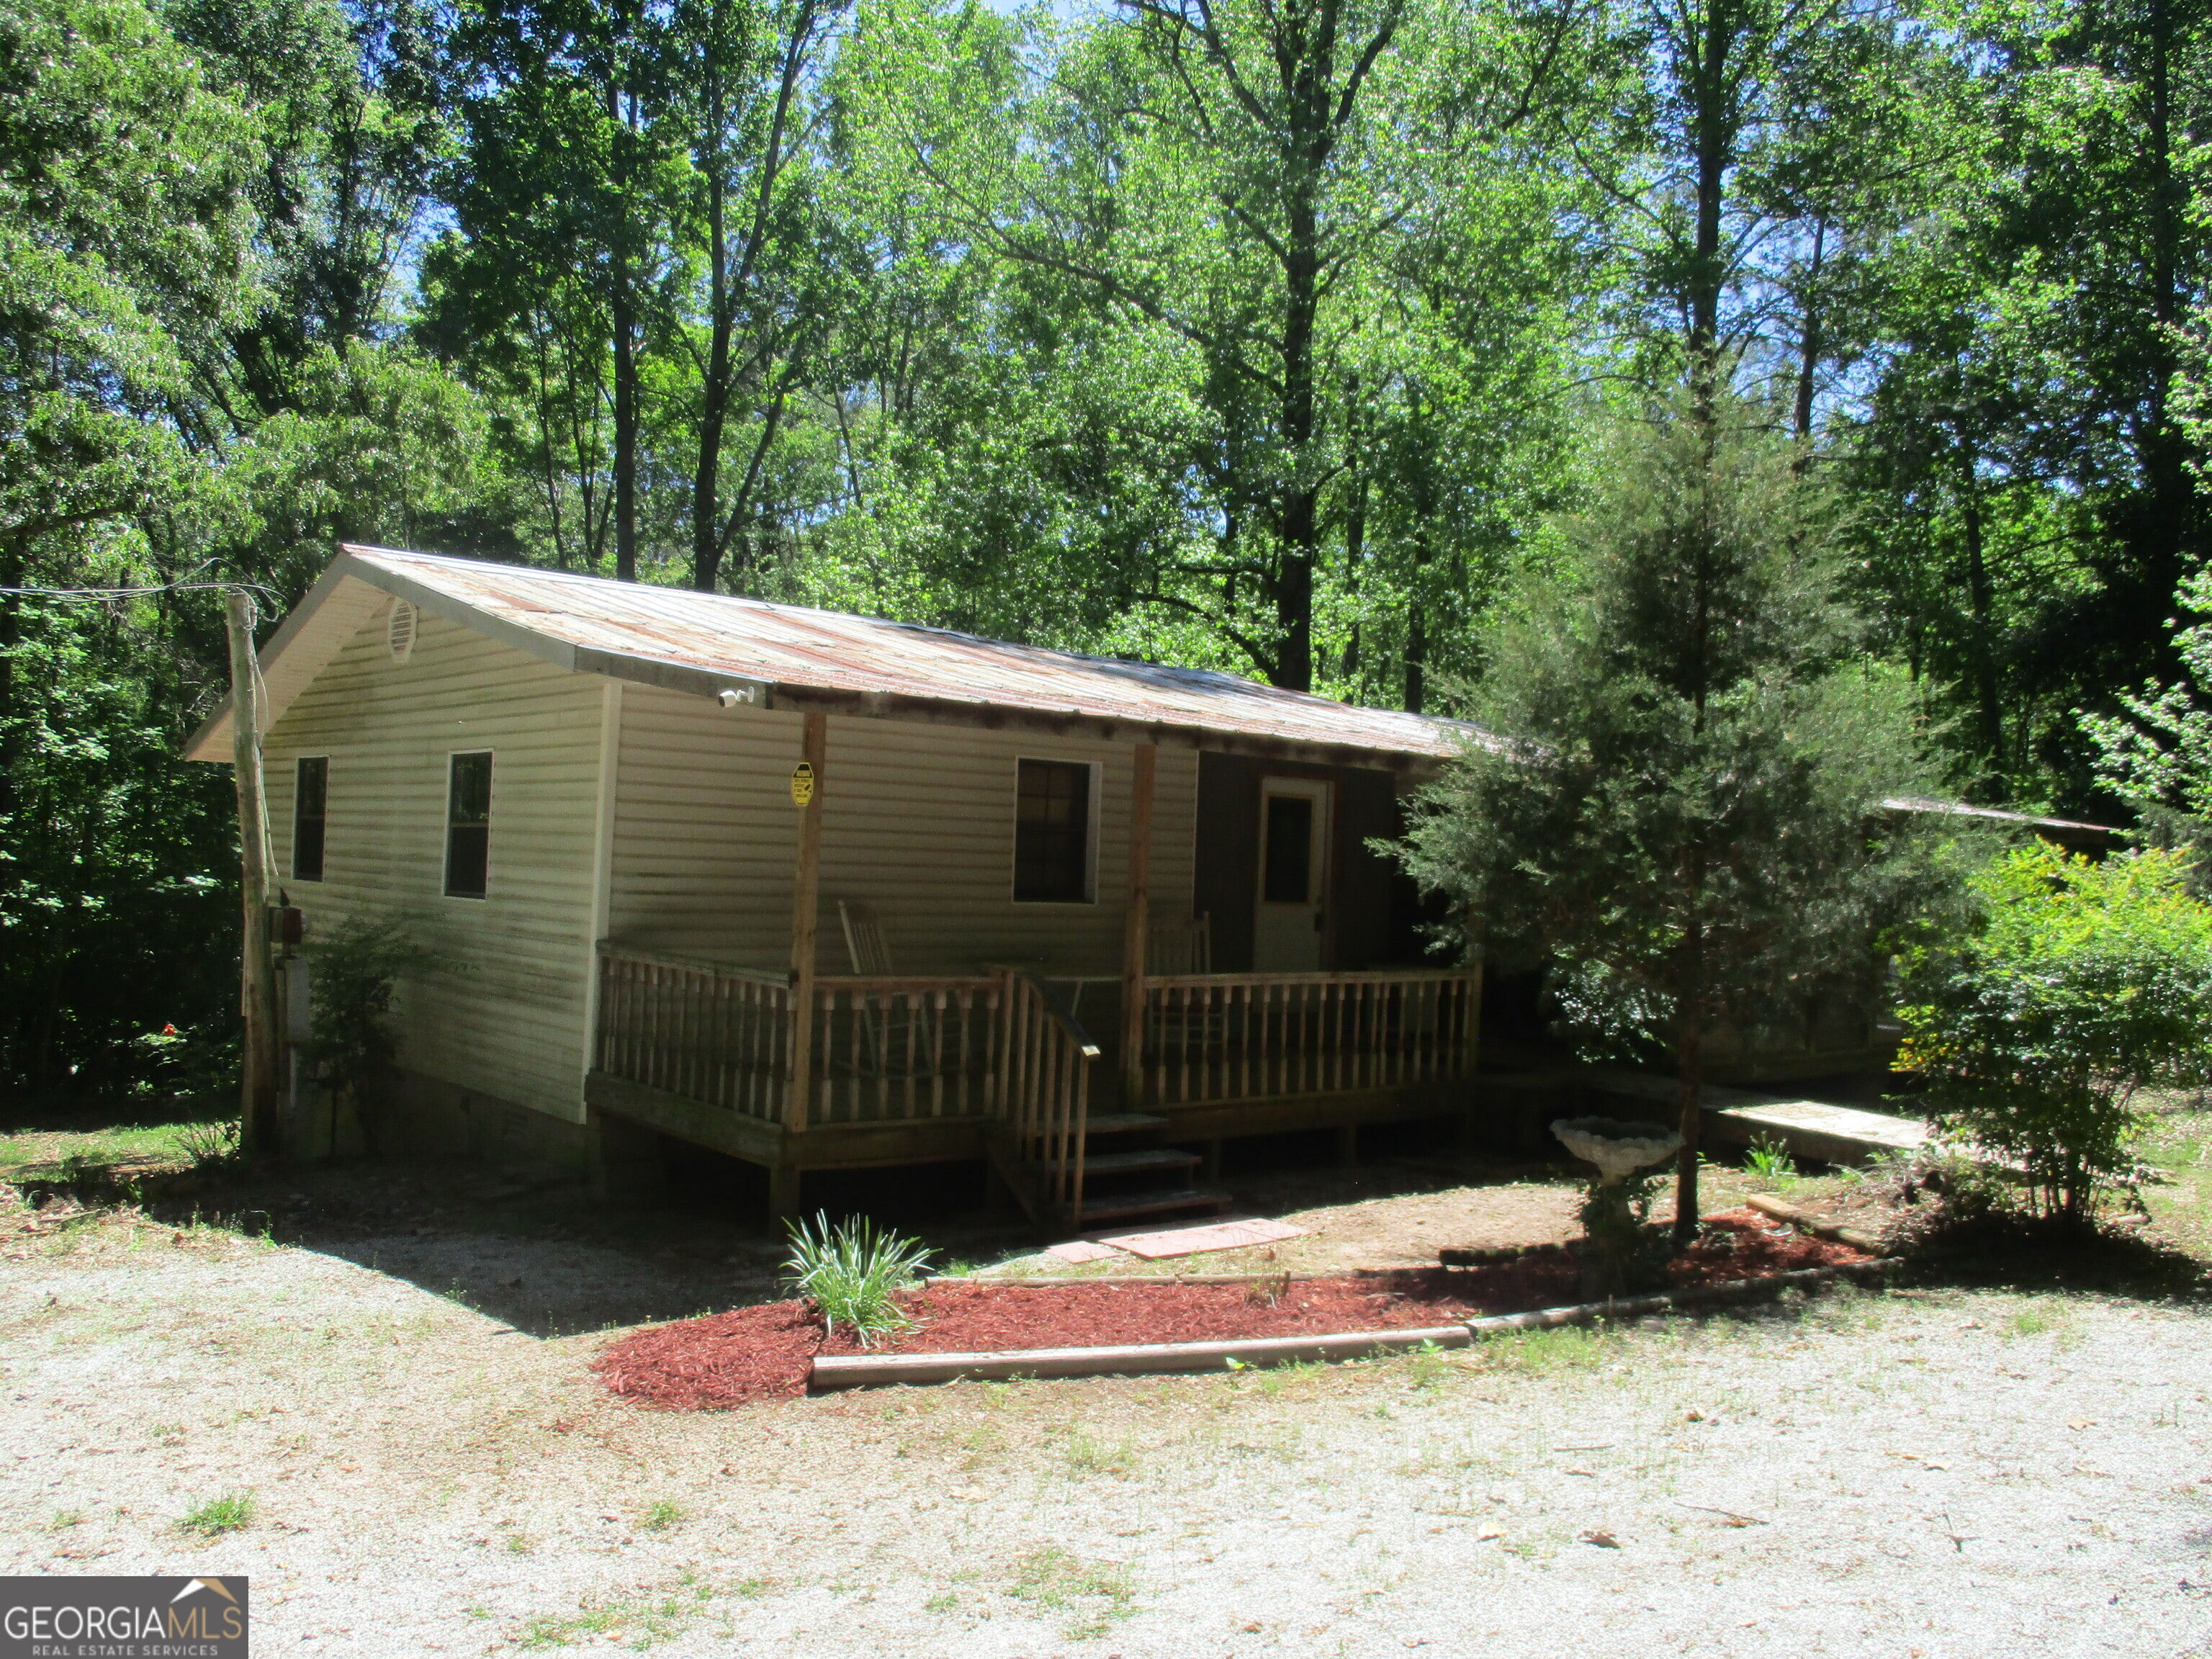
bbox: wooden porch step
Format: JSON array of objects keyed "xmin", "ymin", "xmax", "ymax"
[
  {"xmin": 1081, "ymin": 1112, "xmax": 1169, "ymax": 1136},
  {"xmin": 1072, "ymin": 1186, "xmax": 1232, "ymax": 1227},
  {"xmin": 1067, "ymin": 1148, "xmax": 1201, "ymax": 1179}
]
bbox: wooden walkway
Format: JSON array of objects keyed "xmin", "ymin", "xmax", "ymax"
[{"xmin": 1583, "ymin": 1069, "xmax": 1930, "ymax": 1166}]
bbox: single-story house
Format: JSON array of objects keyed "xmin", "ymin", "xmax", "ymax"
[
  {"xmin": 190, "ymin": 547, "xmax": 2108, "ymax": 1226},
  {"xmin": 188, "ymin": 546, "xmax": 1487, "ymax": 1231}
]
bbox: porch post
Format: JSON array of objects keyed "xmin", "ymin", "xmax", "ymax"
[
  {"xmin": 1120, "ymin": 742, "xmax": 1156, "ymax": 1108},
  {"xmin": 786, "ymin": 712, "xmax": 828, "ymax": 1137}
]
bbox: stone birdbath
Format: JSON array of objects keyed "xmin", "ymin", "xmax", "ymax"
[{"xmin": 1551, "ymin": 1116, "xmax": 1685, "ymax": 1298}]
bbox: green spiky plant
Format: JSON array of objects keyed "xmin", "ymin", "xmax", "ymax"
[
  {"xmin": 782, "ymin": 1212, "xmax": 933, "ymax": 1346},
  {"xmin": 1745, "ymin": 1135, "xmax": 1797, "ymax": 1182}
]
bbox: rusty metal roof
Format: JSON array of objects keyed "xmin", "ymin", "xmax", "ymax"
[{"xmin": 318, "ymin": 546, "xmax": 1472, "ymax": 763}]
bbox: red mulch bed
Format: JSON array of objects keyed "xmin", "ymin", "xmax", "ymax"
[{"xmin": 591, "ymin": 1210, "xmax": 1859, "ymax": 1411}]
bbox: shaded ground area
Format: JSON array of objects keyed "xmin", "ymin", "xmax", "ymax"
[
  {"xmin": 0, "ymin": 1111, "xmax": 1762, "ymax": 1334},
  {"xmin": 4, "ymin": 1094, "xmax": 2208, "ymax": 1328}
]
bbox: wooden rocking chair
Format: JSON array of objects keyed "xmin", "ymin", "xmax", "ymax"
[
  {"xmin": 1143, "ymin": 911, "xmax": 1228, "ymax": 1064},
  {"xmin": 836, "ymin": 900, "xmax": 946, "ymax": 1076},
  {"xmin": 1147, "ymin": 912, "xmax": 1212, "ymax": 976}
]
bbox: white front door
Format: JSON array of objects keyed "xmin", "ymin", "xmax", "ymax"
[{"xmin": 1253, "ymin": 778, "xmax": 1331, "ymax": 971}]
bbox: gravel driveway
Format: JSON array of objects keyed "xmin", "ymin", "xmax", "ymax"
[{"xmin": 4, "ymin": 1220, "xmax": 2208, "ymax": 1658}]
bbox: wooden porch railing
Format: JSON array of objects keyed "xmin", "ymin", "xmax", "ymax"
[
  {"xmin": 596, "ymin": 948, "xmax": 1475, "ymax": 1136},
  {"xmin": 997, "ymin": 971, "xmax": 1101, "ymax": 1218},
  {"xmin": 805, "ymin": 975, "xmax": 1004, "ymax": 1125},
  {"xmin": 595, "ymin": 947, "xmax": 795, "ymax": 1122},
  {"xmin": 1141, "ymin": 968, "xmax": 1480, "ymax": 1107}
]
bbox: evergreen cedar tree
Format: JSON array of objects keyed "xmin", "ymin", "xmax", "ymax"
[{"xmin": 1395, "ymin": 402, "xmax": 1956, "ymax": 1246}]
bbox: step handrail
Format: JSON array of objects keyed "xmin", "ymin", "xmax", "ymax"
[
  {"xmin": 1019, "ymin": 971, "xmax": 1103, "ymax": 1061},
  {"xmin": 996, "ymin": 970, "xmax": 1100, "ymax": 1224}
]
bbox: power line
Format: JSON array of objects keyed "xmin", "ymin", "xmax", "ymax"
[{"xmin": 0, "ymin": 576, "xmax": 279, "ymax": 603}]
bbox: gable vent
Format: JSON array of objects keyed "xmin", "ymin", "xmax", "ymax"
[{"xmin": 387, "ymin": 598, "xmax": 418, "ymax": 663}]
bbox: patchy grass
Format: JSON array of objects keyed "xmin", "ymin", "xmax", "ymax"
[
  {"xmin": 176, "ymin": 1491, "xmax": 254, "ymax": 1537},
  {"xmin": 1477, "ymin": 1324, "xmax": 1614, "ymax": 1377},
  {"xmin": 1057, "ymin": 1425, "xmax": 1138, "ymax": 1478},
  {"xmin": 0, "ymin": 1117, "xmax": 211, "ymax": 1179},
  {"xmin": 513, "ymin": 1572, "xmax": 721, "ymax": 1650},
  {"xmin": 2138, "ymin": 1107, "xmax": 2212, "ymax": 1261},
  {"xmin": 1007, "ymin": 1547, "xmax": 1138, "ymax": 1641},
  {"xmin": 638, "ymin": 1498, "xmax": 683, "ymax": 1532}
]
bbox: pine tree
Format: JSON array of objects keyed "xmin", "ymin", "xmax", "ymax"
[{"xmin": 1398, "ymin": 397, "xmax": 1951, "ymax": 1244}]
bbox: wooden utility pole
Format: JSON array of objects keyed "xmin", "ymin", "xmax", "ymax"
[
  {"xmin": 1120, "ymin": 744, "xmax": 1156, "ymax": 1107},
  {"xmin": 225, "ymin": 590, "xmax": 280, "ymax": 1156}
]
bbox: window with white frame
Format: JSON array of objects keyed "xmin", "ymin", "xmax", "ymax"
[
  {"xmin": 444, "ymin": 751, "xmax": 492, "ymax": 899},
  {"xmin": 1013, "ymin": 757, "xmax": 1096, "ymax": 903},
  {"xmin": 292, "ymin": 756, "xmax": 328, "ymax": 881}
]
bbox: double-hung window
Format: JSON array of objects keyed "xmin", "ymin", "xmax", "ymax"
[
  {"xmin": 445, "ymin": 751, "xmax": 493, "ymax": 899},
  {"xmin": 1014, "ymin": 758, "xmax": 1094, "ymax": 904}
]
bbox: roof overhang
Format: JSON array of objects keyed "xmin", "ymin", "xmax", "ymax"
[{"xmin": 186, "ymin": 549, "xmax": 1467, "ymax": 775}]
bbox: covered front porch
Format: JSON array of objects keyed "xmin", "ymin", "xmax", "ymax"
[{"xmin": 585, "ymin": 717, "xmax": 1480, "ymax": 1230}]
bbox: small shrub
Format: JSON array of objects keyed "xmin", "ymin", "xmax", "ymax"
[
  {"xmin": 781, "ymin": 1211, "xmax": 932, "ymax": 1346},
  {"xmin": 1897, "ymin": 845, "xmax": 2212, "ymax": 1225},
  {"xmin": 305, "ymin": 914, "xmax": 440, "ymax": 1149},
  {"xmin": 1573, "ymin": 1166, "xmax": 1669, "ymax": 1297},
  {"xmin": 177, "ymin": 1491, "xmax": 254, "ymax": 1536},
  {"xmin": 1745, "ymin": 1136, "xmax": 1797, "ymax": 1182},
  {"xmin": 176, "ymin": 1119, "xmax": 241, "ymax": 1173}
]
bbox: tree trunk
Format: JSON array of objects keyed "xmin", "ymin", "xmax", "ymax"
[
  {"xmin": 1956, "ymin": 421, "xmax": 2005, "ymax": 786},
  {"xmin": 693, "ymin": 63, "xmax": 732, "ymax": 594},
  {"xmin": 2135, "ymin": 0, "xmax": 2198, "ymax": 637},
  {"xmin": 1405, "ymin": 599, "xmax": 1427, "ymax": 714},
  {"xmin": 1277, "ymin": 193, "xmax": 1319, "ymax": 693},
  {"xmin": 1688, "ymin": 0, "xmax": 1735, "ymax": 413},
  {"xmin": 1793, "ymin": 219, "xmax": 1827, "ymax": 446},
  {"xmin": 0, "ymin": 535, "xmax": 19, "ymax": 837},
  {"xmin": 1672, "ymin": 1004, "xmax": 1704, "ymax": 1249},
  {"xmin": 609, "ymin": 79, "xmax": 639, "ymax": 584}
]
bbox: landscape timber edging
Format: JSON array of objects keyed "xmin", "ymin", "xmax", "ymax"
[
  {"xmin": 806, "ymin": 1262, "xmax": 1892, "ymax": 1392},
  {"xmin": 809, "ymin": 1323, "xmax": 1472, "ymax": 1389},
  {"xmin": 1741, "ymin": 1192, "xmax": 1890, "ymax": 1255},
  {"xmin": 955, "ymin": 1272, "xmax": 1302, "ymax": 1287},
  {"xmin": 1461, "ymin": 1260, "xmax": 1892, "ymax": 1335}
]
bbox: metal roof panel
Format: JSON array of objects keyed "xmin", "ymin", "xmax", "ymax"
[{"xmin": 340, "ymin": 546, "xmax": 1473, "ymax": 761}]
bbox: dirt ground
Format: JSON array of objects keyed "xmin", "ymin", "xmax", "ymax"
[
  {"xmin": 1, "ymin": 1107, "xmax": 2210, "ymax": 1657},
  {"xmin": 4, "ymin": 1203, "xmax": 2210, "ymax": 1658}
]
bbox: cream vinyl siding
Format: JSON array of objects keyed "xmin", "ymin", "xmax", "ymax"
[
  {"xmin": 608, "ymin": 687, "xmax": 1198, "ymax": 976},
  {"xmin": 260, "ymin": 602, "xmax": 607, "ymax": 1121}
]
